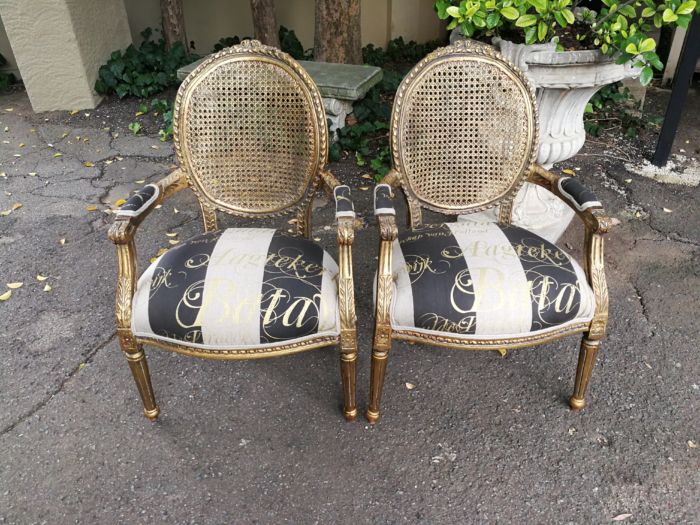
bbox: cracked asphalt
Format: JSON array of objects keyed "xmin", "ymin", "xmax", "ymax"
[{"xmin": 0, "ymin": 87, "xmax": 698, "ymax": 524}]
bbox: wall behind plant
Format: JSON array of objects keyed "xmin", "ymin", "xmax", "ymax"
[{"xmin": 123, "ymin": 0, "xmax": 441, "ymax": 52}]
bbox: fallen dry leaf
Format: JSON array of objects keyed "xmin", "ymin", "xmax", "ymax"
[
  {"xmin": 0, "ymin": 210, "xmax": 11, "ymax": 217},
  {"xmin": 168, "ymin": 240, "xmax": 180, "ymax": 245},
  {"xmin": 6, "ymin": 282, "xmax": 23, "ymax": 289},
  {"xmin": 313, "ymin": 237, "xmax": 321, "ymax": 242},
  {"xmin": 114, "ymin": 199, "xmax": 126, "ymax": 207},
  {"xmin": 0, "ymin": 290, "xmax": 11, "ymax": 301},
  {"xmin": 59, "ymin": 238, "xmax": 66, "ymax": 245},
  {"xmin": 135, "ymin": 179, "xmax": 145, "ymax": 184},
  {"xmin": 36, "ymin": 275, "xmax": 48, "ymax": 281},
  {"xmin": 688, "ymin": 440, "xmax": 697, "ymax": 449},
  {"xmin": 156, "ymin": 248, "xmax": 168, "ymax": 256},
  {"xmin": 173, "ymin": 207, "xmax": 179, "ymax": 213},
  {"xmin": 53, "ymin": 152, "xmax": 63, "ymax": 158},
  {"xmin": 11, "ymin": 203, "xmax": 21, "ymax": 211},
  {"xmin": 624, "ymin": 178, "xmax": 632, "ymax": 183},
  {"xmin": 663, "ymin": 208, "xmax": 672, "ymax": 213},
  {"xmin": 562, "ymin": 169, "xmax": 575, "ymax": 176},
  {"xmin": 43, "ymin": 284, "xmax": 52, "ymax": 292},
  {"xmin": 84, "ymin": 161, "xmax": 95, "ymax": 167},
  {"xmin": 361, "ymin": 174, "xmax": 373, "ymax": 179},
  {"xmin": 612, "ymin": 514, "xmax": 632, "ymax": 521},
  {"xmin": 150, "ymin": 257, "xmax": 157, "ymax": 263},
  {"xmin": 18, "ymin": 143, "xmax": 24, "ymax": 148},
  {"xmin": 150, "ymin": 145, "xmax": 159, "ymax": 150},
  {"xmin": 165, "ymin": 232, "xmax": 177, "ymax": 237},
  {"xmin": 405, "ymin": 382, "xmax": 415, "ymax": 390},
  {"xmin": 69, "ymin": 109, "xmax": 80, "ymax": 115},
  {"xmin": 358, "ymin": 186, "xmax": 370, "ymax": 191},
  {"xmin": 497, "ymin": 348, "xmax": 507, "ymax": 357},
  {"xmin": 28, "ymin": 172, "xmax": 37, "ymax": 177},
  {"xmin": 104, "ymin": 159, "xmax": 113, "ymax": 165},
  {"xmin": 135, "ymin": 111, "xmax": 145, "ymax": 117}
]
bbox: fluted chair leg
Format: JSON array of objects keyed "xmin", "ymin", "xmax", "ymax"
[
  {"xmin": 339, "ymin": 330, "xmax": 358, "ymax": 421},
  {"xmin": 119, "ymin": 335, "xmax": 159, "ymax": 420},
  {"xmin": 366, "ymin": 333, "xmax": 391, "ymax": 424},
  {"xmin": 569, "ymin": 336, "xmax": 601, "ymax": 411}
]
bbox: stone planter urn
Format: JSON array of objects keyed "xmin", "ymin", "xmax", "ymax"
[{"xmin": 451, "ymin": 32, "xmax": 640, "ymax": 241}]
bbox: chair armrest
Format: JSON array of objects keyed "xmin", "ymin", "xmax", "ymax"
[
  {"xmin": 108, "ymin": 169, "xmax": 188, "ymax": 244},
  {"xmin": 528, "ymin": 164, "xmax": 614, "ymax": 234},
  {"xmin": 334, "ymin": 185, "xmax": 356, "ymax": 219},
  {"xmin": 374, "ymin": 184, "xmax": 398, "ymax": 241}
]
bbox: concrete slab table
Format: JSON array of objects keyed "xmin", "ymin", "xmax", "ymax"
[{"xmin": 177, "ymin": 56, "xmax": 383, "ymax": 133}]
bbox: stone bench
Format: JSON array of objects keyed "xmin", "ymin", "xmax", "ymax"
[{"xmin": 177, "ymin": 57, "xmax": 382, "ymax": 134}]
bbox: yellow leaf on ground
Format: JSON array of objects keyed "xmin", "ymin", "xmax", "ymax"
[
  {"xmin": 4, "ymin": 108, "xmax": 13, "ymax": 112},
  {"xmin": 165, "ymin": 232, "xmax": 177, "ymax": 237},
  {"xmin": 11, "ymin": 203, "xmax": 21, "ymax": 210},
  {"xmin": 53, "ymin": 152, "xmax": 63, "ymax": 158},
  {"xmin": 84, "ymin": 162, "xmax": 94, "ymax": 167},
  {"xmin": 405, "ymin": 382, "xmax": 415, "ymax": 390},
  {"xmin": 135, "ymin": 111, "xmax": 145, "ymax": 117},
  {"xmin": 43, "ymin": 284, "xmax": 52, "ymax": 292},
  {"xmin": 36, "ymin": 275, "xmax": 48, "ymax": 281},
  {"xmin": 69, "ymin": 109, "xmax": 80, "ymax": 115},
  {"xmin": 0, "ymin": 172, "xmax": 6, "ymax": 177},
  {"xmin": 135, "ymin": 179, "xmax": 145, "ymax": 184},
  {"xmin": 150, "ymin": 145, "xmax": 159, "ymax": 150},
  {"xmin": 688, "ymin": 440, "xmax": 697, "ymax": 449},
  {"xmin": 18, "ymin": 143, "xmax": 24, "ymax": 148},
  {"xmin": 612, "ymin": 514, "xmax": 632, "ymax": 522},
  {"xmin": 86, "ymin": 204, "xmax": 97, "ymax": 212},
  {"xmin": 663, "ymin": 208, "xmax": 672, "ymax": 213},
  {"xmin": 358, "ymin": 186, "xmax": 370, "ymax": 191},
  {"xmin": 361, "ymin": 174, "xmax": 373, "ymax": 179},
  {"xmin": 155, "ymin": 204, "xmax": 162, "ymax": 209},
  {"xmin": 173, "ymin": 207, "xmax": 179, "ymax": 213},
  {"xmin": 168, "ymin": 239, "xmax": 180, "ymax": 245},
  {"xmin": 0, "ymin": 290, "xmax": 11, "ymax": 301},
  {"xmin": 114, "ymin": 199, "xmax": 127, "ymax": 207},
  {"xmin": 0, "ymin": 210, "xmax": 11, "ymax": 216},
  {"xmin": 497, "ymin": 348, "xmax": 507, "ymax": 357},
  {"xmin": 6, "ymin": 282, "xmax": 23, "ymax": 289},
  {"xmin": 104, "ymin": 159, "xmax": 113, "ymax": 165},
  {"xmin": 61, "ymin": 132, "xmax": 69, "ymax": 138},
  {"xmin": 28, "ymin": 172, "xmax": 37, "ymax": 176},
  {"xmin": 59, "ymin": 238, "xmax": 66, "ymax": 245},
  {"xmin": 150, "ymin": 257, "xmax": 157, "ymax": 263},
  {"xmin": 624, "ymin": 179, "xmax": 632, "ymax": 183},
  {"xmin": 562, "ymin": 169, "xmax": 575, "ymax": 175},
  {"xmin": 156, "ymin": 248, "xmax": 168, "ymax": 256},
  {"xmin": 3, "ymin": 126, "xmax": 8, "ymax": 132}
]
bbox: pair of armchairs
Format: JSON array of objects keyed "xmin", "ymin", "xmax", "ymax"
[{"xmin": 108, "ymin": 39, "xmax": 611, "ymax": 424}]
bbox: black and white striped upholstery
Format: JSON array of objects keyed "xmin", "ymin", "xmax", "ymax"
[
  {"xmin": 132, "ymin": 229, "xmax": 340, "ymax": 349},
  {"xmin": 388, "ymin": 222, "xmax": 595, "ymax": 337}
]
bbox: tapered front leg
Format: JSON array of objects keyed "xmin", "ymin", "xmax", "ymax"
[
  {"xmin": 119, "ymin": 333, "xmax": 159, "ymax": 420},
  {"xmin": 569, "ymin": 336, "xmax": 600, "ymax": 411},
  {"xmin": 339, "ymin": 330, "xmax": 358, "ymax": 421}
]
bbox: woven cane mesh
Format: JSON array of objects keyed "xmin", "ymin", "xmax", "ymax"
[
  {"xmin": 177, "ymin": 56, "xmax": 320, "ymax": 214},
  {"xmin": 395, "ymin": 55, "xmax": 535, "ymax": 212}
]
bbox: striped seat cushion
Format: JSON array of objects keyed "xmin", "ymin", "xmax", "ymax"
[
  {"xmin": 132, "ymin": 229, "xmax": 340, "ymax": 350},
  {"xmin": 389, "ymin": 222, "xmax": 595, "ymax": 338}
]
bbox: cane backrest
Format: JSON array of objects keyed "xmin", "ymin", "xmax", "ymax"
[
  {"xmin": 390, "ymin": 40, "xmax": 538, "ymax": 215},
  {"xmin": 173, "ymin": 40, "xmax": 327, "ymax": 217}
]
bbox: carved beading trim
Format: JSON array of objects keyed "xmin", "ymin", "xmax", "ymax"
[
  {"xmin": 136, "ymin": 334, "xmax": 338, "ymax": 360},
  {"xmin": 173, "ymin": 40, "xmax": 328, "ymax": 220},
  {"xmin": 393, "ymin": 321, "xmax": 590, "ymax": 350},
  {"xmin": 390, "ymin": 40, "xmax": 539, "ymax": 217}
]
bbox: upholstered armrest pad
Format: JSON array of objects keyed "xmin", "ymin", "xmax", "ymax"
[
  {"xmin": 558, "ymin": 177, "xmax": 601, "ymax": 212},
  {"xmin": 374, "ymin": 184, "xmax": 395, "ymax": 215},
  {"xmin": 116, "ymin": 184, "xmax": 160, "ymax": 218},
  {"xmin": 334, "ymin": 185, "xmax": 355, "ymax": 218}
]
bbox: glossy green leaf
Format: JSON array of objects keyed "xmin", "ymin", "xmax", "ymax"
[
  {"xmin": 676, "ymin": 1, "xmax": 696, "ymax": 15},
  {"xmin": 500, "ymin": 6, "xmax": 520, "ymax": 19},
  {"xmin": 562, "ymin": 8, "xmax": 575, "ymax": 23},
  {"xmin": 639, "ymin": 66, "xmax": 653, "ymax": 85},
  {"xmin": 638, "ymin": 37, "xmax": 656, "ymax": 53},
  {"xmin": 515, "ymin": 14, "xmax": 538, "ymax": 26},
  {"xmin": 662, "ymin": 8, "xmax": 678, "ymax": 21}
]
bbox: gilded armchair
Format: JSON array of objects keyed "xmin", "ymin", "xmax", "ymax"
[
  {"xmin": 108, "ymin": 41, "xmax": 358, "ymax": 421},
  {"xmin": 367, "ymin": 40, "xmax": 612, "ymax": 423}
]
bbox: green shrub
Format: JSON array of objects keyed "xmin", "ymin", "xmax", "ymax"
[{"xmin": 95, "ymin": 28, "xmax": 196, "ymax": 98}]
